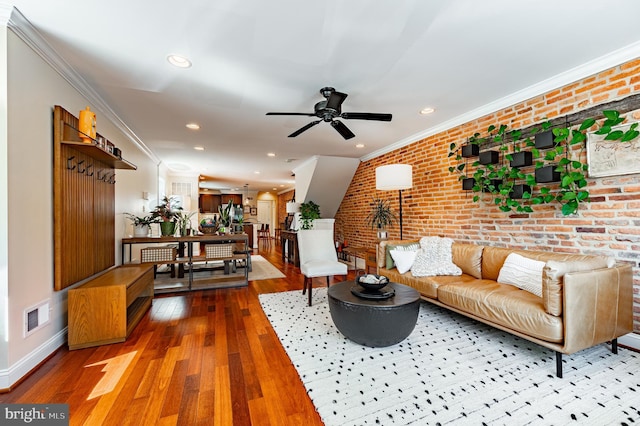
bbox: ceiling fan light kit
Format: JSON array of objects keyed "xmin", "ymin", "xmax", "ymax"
[{"xmin": 266, "ymin": 87, "xmax": 392, "ymax": 139}]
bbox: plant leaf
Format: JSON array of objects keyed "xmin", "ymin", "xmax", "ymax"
[
  {"xmin": 605, "ymin": 130, "xmax": 624, "ymax": 140},
  {"xmin": 621, "ymin": 129, "xmax": 640, "ymax": 142},
  {"xmin": 579, "ymin": 118, "xmax": 596, "ymax": 131}
]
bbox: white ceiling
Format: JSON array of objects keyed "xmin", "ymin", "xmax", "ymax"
[{"xmin": 6, "ymin": 0, "xmax": 640, "ymax": 192}]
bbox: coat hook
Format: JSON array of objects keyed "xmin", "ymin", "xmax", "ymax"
[
  {"xmin": 86, "ymin": 164, "xmax": 94, "ymax": 177},
  {"xmin": 77, "ymin": 160, "xmax": 85, "ymax": 173},
  {"xmin": 67, "ymin": 156, "xmax": 76, "ymax": 170}
]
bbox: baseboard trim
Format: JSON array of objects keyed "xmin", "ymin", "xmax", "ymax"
[
  {"xmin": 0, "ymin": 328, "xmax": 67, "ymax": 391},
  {"xmin": 618, "ymin": 332, "xmax": 640, "ymax": 351}
]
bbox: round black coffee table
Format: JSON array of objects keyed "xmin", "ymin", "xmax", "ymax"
[{"xmin": 328, "ymin": 281, "xmax": 420, "ymax": 347}]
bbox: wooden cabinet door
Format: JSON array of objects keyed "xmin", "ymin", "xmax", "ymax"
[
  {"xmin": 199, "ymin": 194, "xmax": 221, "ymax": 213},
  {"xmin": 221, "ymin": 194, "xmax": 242, "ymax": 206}
]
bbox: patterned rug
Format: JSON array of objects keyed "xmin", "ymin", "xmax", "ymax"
[{"xmin": 259, "ymin": 288, "xmax": 640, "ymax": 425}]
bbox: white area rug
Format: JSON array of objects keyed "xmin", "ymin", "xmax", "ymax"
[
  {"xmin": 250, "ymin": 255, "xmax": 285, "ymax": 280},
  {"xmin": 259, "ymin": 288, "xmax": 640, "ymax": 425}
]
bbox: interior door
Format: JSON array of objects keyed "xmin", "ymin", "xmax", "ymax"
[{"xmin": 257, "ymin": 200, "xmax": 273, "ymax": 235}]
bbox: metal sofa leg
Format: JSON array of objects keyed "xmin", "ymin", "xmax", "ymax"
[
  {"xmin": 555, "ymin": 351, "xmax": 563, "ymax": 378},
  {"xmin": 612, "ymin": 338, "xmax": 618, "ymax": 354}
]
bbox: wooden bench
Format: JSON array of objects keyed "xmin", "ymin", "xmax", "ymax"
[{"xmin": 67, "ymin": 264, "xmax": 154, "ymax": 350}]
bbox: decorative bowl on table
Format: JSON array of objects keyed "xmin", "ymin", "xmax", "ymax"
[{"xmin": 356, "ymin": 273, "xmax": 389, "ymax": 291}]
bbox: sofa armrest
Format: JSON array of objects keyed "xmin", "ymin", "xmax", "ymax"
[{"xmin": 562, "ymin": 263, "xmax": 633, "ymax": 354}]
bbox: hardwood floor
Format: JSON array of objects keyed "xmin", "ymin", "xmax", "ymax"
[{"xmin": 0, "ymin": 242, "xmax": 350, "ymax": 425}]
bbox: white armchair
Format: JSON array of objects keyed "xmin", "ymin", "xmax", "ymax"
[{"xmin": 297, "ymin": 229, "xmax": 348, "ymax": 306}]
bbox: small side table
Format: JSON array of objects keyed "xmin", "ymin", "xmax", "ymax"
[{"xmin": 343, "ymin": 246, "xmax": 377, "ymax": 274}]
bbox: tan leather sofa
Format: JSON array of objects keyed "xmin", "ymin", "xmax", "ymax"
[{"xmin": 377, "ymin": 240, "xmax": 634, "ymax": 377}]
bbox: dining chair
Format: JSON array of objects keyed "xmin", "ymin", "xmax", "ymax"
[
  {"xmin": 297, "ymin": 229, "xmax": 348, "ymax": 306},
  {"xmin": 258, "ymin": 223, "xmax": 271, "ymax": 247}
]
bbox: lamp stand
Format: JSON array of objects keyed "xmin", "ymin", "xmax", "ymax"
[{"xmin": 398, "ymin": 189, "xmax": 404, "ymax": 240}]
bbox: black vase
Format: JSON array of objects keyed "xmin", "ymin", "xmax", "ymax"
[
  {"xmin": 461, "ymin": 144, "xmax": 479, "ymax": 158},
  {"xmin": 510, "ymin": 151, "xmax": 532, "ymax": 168},
  {"xmin": 510, "ymin": 184, "xmax": 531, "ymax": 199},
  {"xmin": 462, "ymin": 178, "xmax": 474, "ymax": 190},
  {"xmin": 535, "ymin": 165, "xmax": 561, "ymax": 183},
  {"xmin": 535, "ymin": 130, "xmax": 554, "ymax": 149},
  {"xmin": 479, "ymin": 150, "xmax": 500, "ymax": 165}
]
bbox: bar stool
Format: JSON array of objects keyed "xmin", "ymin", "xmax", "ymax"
[{"xmin": 258, "ymin": 223, "xmax": 271, "ymax": 247}]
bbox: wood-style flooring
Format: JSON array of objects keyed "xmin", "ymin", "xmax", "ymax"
[{"xmin": 0, "ymin": 242, "xmax": 349, "ymax": 425}]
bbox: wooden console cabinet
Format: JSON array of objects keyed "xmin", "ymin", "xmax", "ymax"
[{"xmin": 67, "ymin": 265, "xmax": 153, "ymax": 350}]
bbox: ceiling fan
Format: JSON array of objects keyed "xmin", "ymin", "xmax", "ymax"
[{"xmin": 266, "ymin": 87, "xmax": 392, "ymax": 140}]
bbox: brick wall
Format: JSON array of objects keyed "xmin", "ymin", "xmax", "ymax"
[
  {"xmin": 335, "ymin": 58, "xmax": 640, "ymax": 333},
  {"xmin": 277, "ymin": 189, "xmax": 295, "ymax": 228}
]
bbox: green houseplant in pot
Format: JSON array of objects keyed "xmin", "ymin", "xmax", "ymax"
[
  {"xmin": 151, "ymin": 196, "xmax": 183, "ymax": 236},
  {"xmin": 125, "ymin": 213, "xmax": 157, "ymax": 237},
  {"xmin": 218, "ymin": 199, "xmax": 234, "ymax": 233},
  {"xmin": 299, "ymin": 200, "xmax": 321, "ymax": 230},
  {"xmin": 365, "ymin": 197, "xmax": 396, "ymax": 240}
]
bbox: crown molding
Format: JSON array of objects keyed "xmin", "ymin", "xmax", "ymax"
[
  {"xmin": 361, "ymin": 40, "xmax": 640, "ymax": 162},
  {"xmin": 0, "ymin": 4, "xmax": 159, "ymax": 164}
]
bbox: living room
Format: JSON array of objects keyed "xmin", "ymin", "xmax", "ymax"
[{"xmin": 1, "ymin": 1, "xmax": 640, "ymax": 424}]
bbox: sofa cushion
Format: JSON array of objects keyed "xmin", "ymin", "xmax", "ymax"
[
  {"xmin": 497, "ymin": 253, "xmax": 545, "ymax": 297},
  {"xmin": 390, "ymin": 249, "xmax": 417, "ymax": 274},
  {"xmin": 384, "ymin": 242, "xmax": 420, "ymax": 269},
  {"xmin": 451, "ymin": 243, "xmax": 484, "ymax": 279},
  {"xmin": 438, "ymin": 281, "xmax": 564, "ymax": 343},
  {"xmin": 411, "ymin": 237, "xmax": 462, "ymax": 277},
  {"xmin": 383, "ymin": 267, "xmax": 477, "ymax": 299}
]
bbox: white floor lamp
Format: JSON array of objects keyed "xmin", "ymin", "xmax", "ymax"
[{"xmin": 375, "ymin": 164, "xmax": 413, "ymax": 240}]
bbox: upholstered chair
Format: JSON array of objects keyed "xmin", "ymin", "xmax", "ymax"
[{"xmin": 297, "ymin": 229, "xmax": 348, "ymax": 306}]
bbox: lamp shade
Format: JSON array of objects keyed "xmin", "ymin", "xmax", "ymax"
[
  {"xmin": 286, "ymin": 201, "xmax": 300, "ymax": 213},
  {"xmin": 376, "ymin": 164, "xmax": 413, "ymax": 190}
]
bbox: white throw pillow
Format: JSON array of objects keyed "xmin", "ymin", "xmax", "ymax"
[
  {"xmin": 389, "ymin": 249, "xmax": 418, "ymax": 274},
  {"xmin": 497, "ymin": 253, "xmax": 545, "ymax": 297},
  {"xmin": 411, "ymin": 237, "xmax": 462, "ymax": 277}
]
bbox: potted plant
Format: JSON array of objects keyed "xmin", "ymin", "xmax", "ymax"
[
  {"xmin": 218, "ymin": 199, "xmax": 234, "ymax": 233},
  {"xmin": 199, "ymin": 217, "xmax": 219, "ymax": 234},
  {"xmin": 365, "ymin": 198, "xmax": 396, "ymax": 240},
  {"xmin": 151, "ymin": 196, "xmax": 183, "ymax": 236},
  {"xmin": 299, "ymin": 200, "xmax": 320, "ymax": 230},
  {"xmin": 175, "ymin": 210, "xmax": 196, "ymax": 236},
  {"xmin": 125, "ymin": 213, "xmax": 157, "ymax": 237}
]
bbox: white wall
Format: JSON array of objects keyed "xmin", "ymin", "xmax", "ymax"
[{"xmin": 0, "ymin": 25, "xmax": 158, "ymax": 389}]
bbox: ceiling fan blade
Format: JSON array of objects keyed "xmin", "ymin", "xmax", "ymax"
[
  {"xmin": 266, "ymin": 112, "xmax": 316, "ymax": 116},
  {"xmin": 341, "ymin": 112, "xmax": 392, "ymax": 121},
  {"xmin": 331, "ymin": 120, "xmax": 355, "ymax": 140},
  {"xmin": 325, "ymin": 91, "xmax": 348, "ymax": 111},
  {"xmin": 288, "ymin": 120, "xmax": 321, "ymax": 137}
]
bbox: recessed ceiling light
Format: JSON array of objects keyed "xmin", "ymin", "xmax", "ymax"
[
  {"xmin": 254, "ymin": 171, "xmax": 260, "ymax": 174},
  {"xmin": 420, "ymin": 107, "xmax": 435, "ymax": 115},
  {"xmin": 267, "ymin": 152, "xmax": 276, "ymax": 157},
  {"xmin": 186, "ymin": 123, "xmax": 200, "ymax": 130},
  {"xmin": 355, "ymin": 143, "xmax": 365, "ymax": 148},
  {"xmin": 194, "ymin": 146, "xmax": 205, "ymax": 151},
  {"xmin": 167, "ymin": 54, "xmax": 192, "ymax": 68}
]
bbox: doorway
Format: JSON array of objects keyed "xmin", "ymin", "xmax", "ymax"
[{"xmin": 257, "ymin": 200, "xmax": 274, "ymax": 236}]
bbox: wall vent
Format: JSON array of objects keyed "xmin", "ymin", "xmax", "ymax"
[{"xmin": 24, "ymin": 300, "xmax": 50, "ymax": 337}]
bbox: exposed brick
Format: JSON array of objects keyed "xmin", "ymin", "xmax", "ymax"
[{"xmin": 336, "ymin": 58, "xmax": 640, "ymax": 333}]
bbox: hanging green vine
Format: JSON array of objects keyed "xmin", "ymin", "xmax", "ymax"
[{"xmin": 447, "ymin": 110, "xmax": 640, "ymax": 215}]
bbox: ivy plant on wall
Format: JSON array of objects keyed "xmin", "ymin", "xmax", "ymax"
[{"xmin": 448, "ymin": 110, "xmax": 640, "ymax": 215}]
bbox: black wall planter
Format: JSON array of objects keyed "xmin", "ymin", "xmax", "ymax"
[
  {"xmin": 479, "ymin": 150, "xmax": 500, "ymax": 165},
  {"xmin": 510, "ymin": 151, "xmax": 532, "ymax": 168},
  {"xmin": 461, "ymin": 144, "xmax": 479, "ymax": 158},
  {"xmin": 535, "ymin": 130, "xmax": 554, "ymax": 149},
  {"xmin": 535, "ymin": 165, "xmax": 561, "ymax": 183},
  {"xmin": 509, "ymin": 184, "xmax": 531, "ymax": 199},
  {"xmin": 462, "ymin": 177, "xmax": 474, "ymax": 190}
]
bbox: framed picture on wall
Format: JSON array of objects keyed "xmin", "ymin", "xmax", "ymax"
[
  {"xmin": 250, "ymin": 207, "xmax": 257, "ymax": 215},
  {"xmin": 587, "ymin": 122, "xmax": 640, "ymax": 177}
]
